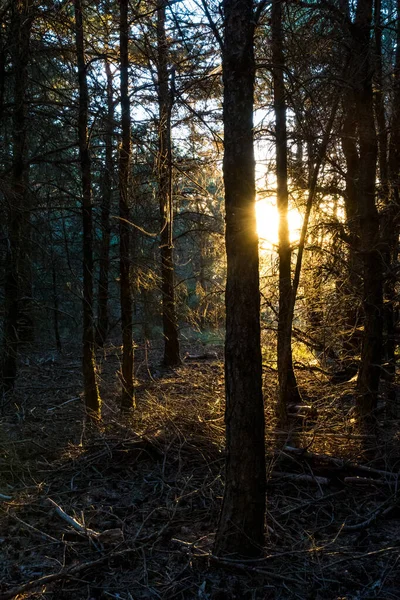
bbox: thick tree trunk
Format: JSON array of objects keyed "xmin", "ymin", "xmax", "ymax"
[
  {"xmin": 74, "ymin": 0, "xmax": 101, "ymax": 418},
  {"xmin": 272, "ymin": 0, "xmax": 301, "ymax": 423},
  {"xmin": 119, "ymin": 0, "xmax": 134, "ymax": 409},
  {"xmin": 1, "ymin": 0, "xmax": 33, "ymax": 392},
  {"xmin": 156, "ymin": 1, "xmax": 180, "ymax": 367},
  {"xmin": 96, "ymin": 60, "xmax": 114, "ymax": 347},
  {"xmin": 373, "ymin": 0, "xmax": 391, "ymax": 374},
  {"xmin": 214, "ymin": 0, "xmax": 266, "ymax": 559},
  {"xmin": 352, "ymin": 0, "xmax": 383, "ymax": 416},
  {"xmin": 382, "ymin": 0, "xmax": 400, "ymax": 392}
]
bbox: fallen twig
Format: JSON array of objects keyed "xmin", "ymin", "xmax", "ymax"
[
  {"xmin": 0, "ymin": 548, "xmax": 136, "ymax": 600},
  {"xmin": 46, "ymin": 397, "xmax": 80, "ymax": 412},
  {"xmin": 9, "ymin": 512, "xmax": 61, "ymax": 544},
  {"xmin": 270, "ymin": 472, "xmax": 329, "ymax": 485},
  {"xmin": 282, "ymin": 446, "xmax": 399, "ymax": 480},
  {"xmin": 183, "ymin": 352, "xmax": 218, "ymax": 361},
  {"xmin": 343, "ymin": 499, "xmax": 397, "ymax": 531},
  {"xmin": 343, "ymin": 476, "xmax": 389, "ymax": 486},
  {"xmin": 48, "ymin": 498, "xmax": 124, "ymax": 545},
  {"xmin": 279, "ymin": 489, "xmax": 346, "ymax": 516},
  {"xmin": 210, "ymin": 555, "xmax": 304, "ymax": 585},
  {"xmin": 48, "ymin": 498, "xmax": 99, "ymax": 538}
]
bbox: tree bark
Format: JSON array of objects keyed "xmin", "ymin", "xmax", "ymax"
[
  {"xmin": 156, "ymin": 1, "xmax": 181, "ymax": 367},
  {"xmin": 214, "ymin": 0, "xmax": 266, "ymax": 559},
  {"xmin": 1, "ymin": 0, "xmax": 33, "ymax": 392},
  {"xmin": 119, "ymin": 0, "xmax": 134, "ymax": 409},
  {"xmin": 52, "ymin": 261, "xmax": 62, "ymax": 354},
  {"xmin": 340, "ymin": 106, "xmax": 363, "ymax": 366},
  {"xmin": 96, "ymin": 59, "xmax": 114, "ymax": 347},
  {"xmin": 352, "ymin": 0, "xmax": 383, "ymax": 416},
  {"xmin": 272, "ymin": 0, "xmax": 301, "ymax": 423},
  {"xmin": 74, "ymin": 0, "xmax": 101, "ymax": 418},
  {"xmin": 382, "ymin": 0, "xmax": 400, "ymax": 392}
]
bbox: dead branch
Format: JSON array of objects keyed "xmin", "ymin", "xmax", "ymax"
[
  {"xmin": 9, "ymin": 512, "xmax": 61, "ymax": 544},
  {"xmin": 281, "ymin": 446, "xmax": 399, "ymax": 480},
  {"xmin": 48, "ymin": 498, "xmax": 124, "ymax": 545},
  {"xmin": 279, "ymin": 489, "xmax": 346, "ymax": 516},
  {"xmin": 183, "ymin": 352, "xmax": 218, "ymax": 361},
  {"xmin": 343, "ymin": 476, "xmax": 389, "ymax": 486},
  {"xmin": 210, "ymin": 555, "xmax": 305, "ymax": 585},
  {"xmin": 0, "ymin": 493, "xmax": 12, "ymax": 501},
  {"xmin": 343, "ymin": 499, "xmax": 397, "ymax": 531},
  {"xmin": 270, "ymin": 472, "xmax": 329, "ymax": 485},
  {"xmin": 48, "ymin": 498, "xmax": 100, "ymax": 538}
]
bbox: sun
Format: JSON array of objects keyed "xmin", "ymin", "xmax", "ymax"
[{"xmin": 256, "ymin": 198, "xmax": 303, "ymax": 250}]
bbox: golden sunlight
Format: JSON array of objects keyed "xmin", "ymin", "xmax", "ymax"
[{"xmin": 256, "ymin": 198, "xmax": 303, "ymax": 250}]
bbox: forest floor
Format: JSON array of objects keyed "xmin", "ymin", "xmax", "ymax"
[{"xmin": 0, "ymin": 336, "xmax": 400, "ymax": 600}]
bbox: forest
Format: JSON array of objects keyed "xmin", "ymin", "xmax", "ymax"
[{"xmin": 0, "ymin": 0, "xmax": 399, "ymax": 598}]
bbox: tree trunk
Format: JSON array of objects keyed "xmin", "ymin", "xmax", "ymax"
[
  {"xmin": 119, "ymin": 0, "xmax": 134, "ymax": 409},
  {"xmin": 1, "ymin": 0, "xmax": 33, "ymax": 392},
  {"xmin": 74, "ymin": 0, "xmax": 101, "ymax": 418},
  {"xmin": 272, "ymin": 0, "xmax": 301, "ymax": 423},
  {"xmin": 214, "ymin": 0, "xmax": 266, "ymax": 559},
  {"xmin": 96, "ymin": 60, "xmax": 114, "ymax": 347},
  {"xmin": 340, "ymin": 107, "xmax": 363, "ymax": 366},
  {"xmin": 52, "ymin": 261, "xmax": 62, "ymax": 354},
  {"xmin": 352, "ymin": 0, "xmax": 383, "ymax": 416},
  {"xmin": 373, "ymin": 0, "xmax": 388, "ymax": 198},
  {"xmin": 156, "ymin": 1, "xmax": 181, "ymax": 367},
  {"xmin": 382, "ymin": 0, "xmax": 400, "ymax": 394}
]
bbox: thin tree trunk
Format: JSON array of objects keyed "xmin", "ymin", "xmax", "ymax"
[
  {"xmin": 214, "ymin": 0, "xmax": 266, "ymax": 559},
  {"xmin": 1, "ymin": 0, "xmax": 33, "ymax": 392},
  {"xmin": 52, "ymin": 261, "xmax": 62, "ymax": 354},
  {"xmin": 282, "ymin": 95, "xmax": 341, "ymax": 393},
  {"xmin": 74, "ymin": 0, "xmax": 101, "ymax": 418},
  {"xmin": 96, "ymin": 60, "xmax": 114, "ymax": 347},
  {"xmin": 272, "ymin": 0, "xmax": 301, "ymax": 423},
  {"xmin": 156, "ymin": 1, "xmax": 180, "ymax": 367},
  {"xmin": 119, "ymin": 0, "xmax": 134, "ymax": 409},
  {"xmin": 18, "ymin": 167, "xmax": 34, "ymax": 345},
  {"xmin": 340, "ymin": 107, "xmax": 363, "ymax": 366},
  {"xmin": 48, "ymin": 213, "xmax": 62, "ymax": 354},
  {"xmin": 373, "ymin": 0, "xmax": 388, "ymax": 197},
  {"xmin": 199, "ymin": 233, "xmax": 208, "ymax": 330}
]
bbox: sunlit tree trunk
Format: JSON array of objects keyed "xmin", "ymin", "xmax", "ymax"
[
  {"xmin": 272, "ymin": 0, "xmax": 301, "ymax": 423},
  {"xmin": 156, "ymin": 0, "xmax": 181, "ymax": 367},
  {"xmin": 214, "ymin": 0, "xmax": 266, "ymax": 559},
  {"xmin": 74, "ymin": 0, "xmax": 101, "ymax": 418},
  {"xmin": 119, "ymin": 0, "xmax": 134, "ymax": 409},
  {"xmin": 96, "ymin": 59, "xmax": 114, "ymax": 347},
  {"xmin": 1, "ymin": 0, "xmax": 33, "ymax": 392}
]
